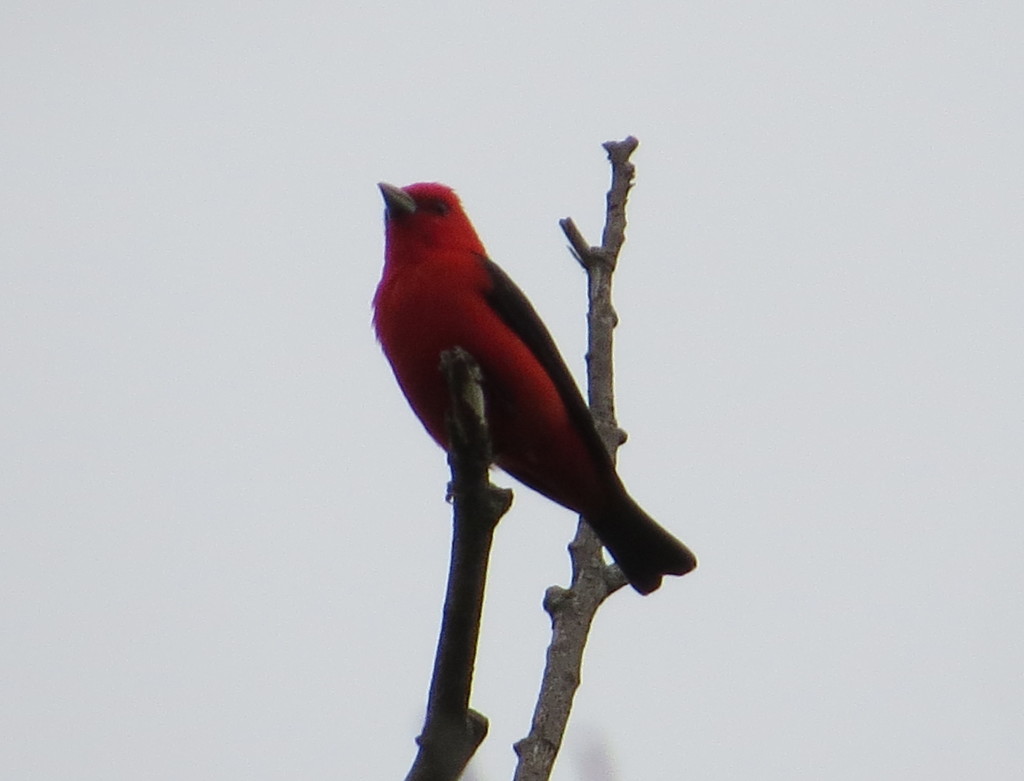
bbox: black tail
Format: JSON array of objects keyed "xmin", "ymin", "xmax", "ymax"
[{"xmin": 587, "ymin": 493, "xmax": 697, "ymax": 595}]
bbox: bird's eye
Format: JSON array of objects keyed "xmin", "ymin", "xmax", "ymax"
[{"xmin": 427, "ymin": 200, "xmax": 449, "ymax": 216}]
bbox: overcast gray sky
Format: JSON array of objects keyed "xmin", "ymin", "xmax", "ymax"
[{"xmin": 3, "ymin": 2, "xmax": 1022, "ymax": 779}]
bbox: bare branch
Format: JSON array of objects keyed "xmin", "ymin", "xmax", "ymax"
[
  {"xmin": 513, "ymin": 136, "xmax": 640, "ymax": 780},
  {"xmin": 406, "ymin": 348, "xmax": 513, "ymax": 781},
  {"xmin": 599, "ymin": 136, "xmax": 638, "ymax": 264}
]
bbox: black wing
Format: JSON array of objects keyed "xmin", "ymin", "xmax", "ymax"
[{"xmin": 480, "ymin": 255, "xmax": 618, "ymax": 482}]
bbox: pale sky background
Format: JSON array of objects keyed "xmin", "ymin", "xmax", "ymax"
[{"xmin": 2, "ymin": 2, "xmax": 1022, "ymax": 779}]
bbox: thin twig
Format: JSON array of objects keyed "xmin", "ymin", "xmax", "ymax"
[
  {"xmin": 512, "ymin": 136, "xmax": 640, "ymax": 780},
  {"xmin": 406, "ymin": 348, "xmax": 513, "ymax": 781}
]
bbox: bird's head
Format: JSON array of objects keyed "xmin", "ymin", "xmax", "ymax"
[{"xmin": 378, "ymin": 182, "xmax": 486, "ymax": 258}]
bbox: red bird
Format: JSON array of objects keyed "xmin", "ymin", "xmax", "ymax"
[{"xmin": 373, "ymin": 182, "xmax": 696, "ymax": 594}]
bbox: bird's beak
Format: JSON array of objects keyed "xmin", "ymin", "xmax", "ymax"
[{"xmin": 378, "ymin": 182, "xmax": 416, "ymax": 217}]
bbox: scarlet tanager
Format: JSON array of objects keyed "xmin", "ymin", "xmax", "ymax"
[{"xmin": 373, "ymin": 182, "xmax": 697, "ymax": 594}]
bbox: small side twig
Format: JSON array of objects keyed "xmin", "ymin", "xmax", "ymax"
[
  {"xmin": 406, "ymin": 348, "xmax": 513, "ymax": 781},
  {"xmin": 513, "ymin": 136, "xmax": 640, "ymax": 780}
]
